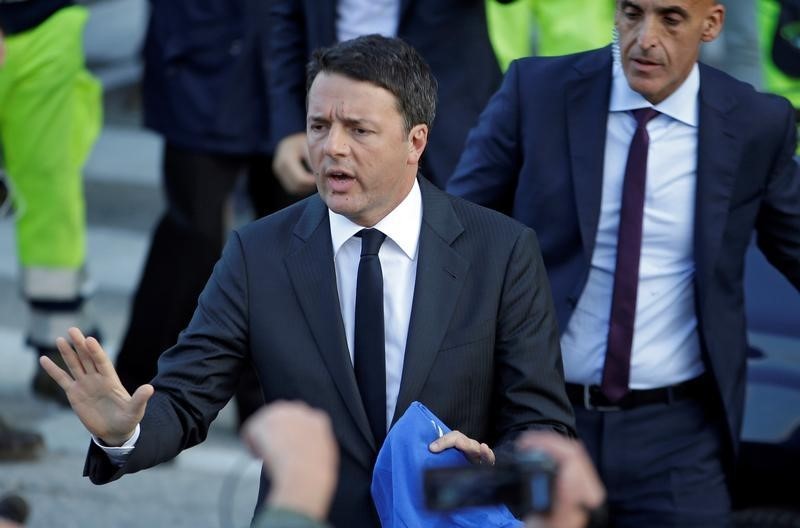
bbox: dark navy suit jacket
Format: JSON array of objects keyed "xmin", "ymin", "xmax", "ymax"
[
  {"xmin": 448, "ymin": 46, "xmax": 800, "ymax": 457},
  {"xmin": 84, "ymin": 178, "xmax": 575, "ymax": 527},
  {"xmin": 141, "ymin": 0, "xmax": 272, "ymax": 154},
  {"xmin": 268, "ymin": 0, "xmax": 510, "ymax": 188}
]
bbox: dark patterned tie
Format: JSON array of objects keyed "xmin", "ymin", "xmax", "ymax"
[
  {"xmin": 354, "ymin": 228, "xmax": 388, "ymax": 445},
  {"xmin": 601, "ymin": 108, "xmax": 660, "ymax": 402}
]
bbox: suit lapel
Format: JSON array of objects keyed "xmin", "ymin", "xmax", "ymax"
[
  {"xmin": 392, "ymin": 179, "xmax": 469, "ymax": 424},
  {"xmin": 284, "ymin": 197, "xmax": 375, "ymax": 451},
  {"xmin": 694, "ymin": 65, "xmax": 741, "ymax": 310},
  {"xmin": 566, "ymin": 49, "xmax": 614, "ymax": 263}
]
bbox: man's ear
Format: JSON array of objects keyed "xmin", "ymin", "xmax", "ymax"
[
  {"xmin": 701, "ymin": 3, "xmax": 725, "ymax": 43},
  {"xmin": 406, "ymin": 124, "xmax": 428, "ymax": 165}
]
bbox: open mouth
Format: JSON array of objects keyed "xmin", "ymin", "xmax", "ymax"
[
  {"xmin": 326, "ymin": 168, "xmax": 354, "ymax": 181},
  {"xmin": 324, "ymin": 168, "xmax": 356, "ymax": 191},
  {"xmin": 329, "ymin": 172, "xmax": 352, "ymax": 181}
]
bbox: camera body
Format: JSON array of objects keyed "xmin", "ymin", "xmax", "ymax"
[{"xmin": 423, "ymin": 449, "xmax": 557, "ymax": 515}]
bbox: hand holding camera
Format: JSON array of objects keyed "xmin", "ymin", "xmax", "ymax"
[{"xmin": 516, "ymin": 432, "xmax": 606, "ymax": 528}]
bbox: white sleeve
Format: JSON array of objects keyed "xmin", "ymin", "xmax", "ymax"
[{"xmin": 91, "ymin": 423, "xmax": 141, "ymax": 466}]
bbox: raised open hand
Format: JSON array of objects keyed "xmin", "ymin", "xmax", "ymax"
[{"xmin": 39, "ymin": 327, "xmax": 154, "ymax": 446}]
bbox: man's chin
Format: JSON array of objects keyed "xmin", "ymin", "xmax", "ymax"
[
  {"xmin": 624, "ymin": 76, "xmax": 665, "ymax": 104},
  {"xmin": 323, "ymin": 194, "xmax": 355, "ymax": 215}
]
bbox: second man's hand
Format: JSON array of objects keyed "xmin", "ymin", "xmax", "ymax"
[{"xmin": 39, "ymin": 327, "xmax": 153, "ymax": 446}]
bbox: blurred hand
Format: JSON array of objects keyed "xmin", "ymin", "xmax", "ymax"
[
  {"xmin": 429, "ymin": 430, "xmax": 495, "ymax": 466},
  {"xmin": 40, "ymin": 327, "xmax": 153, "ymax": 446},
  {"xmin": 273, "ymin": 132, "xmax": 316, "ymax": 195},
  {"xmin": 242, "ymin": 401, "xmax": 339, "ymax": 521},
  {"xmin": 517, "ymin": 432, "xmax": 606, "ymax": 528}
]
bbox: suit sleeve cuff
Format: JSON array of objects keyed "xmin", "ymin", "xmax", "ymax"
[{"xmin": 91, "ymin": 424, "xmax": 140, "ymax": 465}]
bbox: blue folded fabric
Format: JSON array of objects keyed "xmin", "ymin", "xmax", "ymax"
[{"xmin": 371, "ymin": 401, "xmax": 523, "ymax": 527}]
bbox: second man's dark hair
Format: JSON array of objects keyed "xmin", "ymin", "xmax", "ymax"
[{"xmin": 306, "ymin": 34, "xmax": 438, "ymax": 134}]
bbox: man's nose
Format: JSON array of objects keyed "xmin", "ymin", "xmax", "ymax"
[
  {"xmin": 323, "ymin": 125, "xmax": 349, "ymax": 157},
  {"xmin": 637, "ymin": 16, "xmax": 659, "ymax": 49}
]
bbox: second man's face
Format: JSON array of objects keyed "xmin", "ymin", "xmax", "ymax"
[
  {"xmin": 615, "ymin": 0, "xmax": 724, "ymax": 104},
  {"xmin": 306, "ymin": 72, "xmax": 426, "ymax": 227}
]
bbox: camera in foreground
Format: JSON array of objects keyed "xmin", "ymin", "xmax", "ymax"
[{"xmin": 423, "ymin": 449, "xmax": 557, "ymax": 515}]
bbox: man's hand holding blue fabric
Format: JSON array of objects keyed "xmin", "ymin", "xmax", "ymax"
[{"xmin": 372, "ymin": 402, "xmax": 522, "ymax": 528}]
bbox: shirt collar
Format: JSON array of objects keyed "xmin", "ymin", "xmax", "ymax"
[
  {"xmin": 329, "ymin": 178, "xmax": 422, "ymax": 260},
  {"xmin": 609, "ymin": 61, "xmax": 699, "ymax": 127}
]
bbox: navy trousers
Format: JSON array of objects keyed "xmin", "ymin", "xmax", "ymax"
[{"xmin": 574, "ymin": 391, "xmax": 731, "ymax": 527}]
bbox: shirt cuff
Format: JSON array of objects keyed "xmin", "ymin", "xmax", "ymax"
[{"xmin": 91, "ymin": 424, "xmax": 140, "ymax": 465}]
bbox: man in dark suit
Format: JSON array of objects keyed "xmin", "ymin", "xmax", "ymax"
[
  {"xmin": 448, "ymin": 0, "xmax": 800, "ymax": 526},
  {"xmin": 40, "ymin": 35, "xmax": 575, "ymax": 528},
  {"xmin": 268, "ymin": 0, "xmax": 513, "ymax": 194}
]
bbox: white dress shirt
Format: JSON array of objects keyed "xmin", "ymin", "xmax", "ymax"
[
  {"xmin": 336, "ymin": 0, "xmax": 400, "ymax": 42},
  {"xmin": 98, "ymin": 180, "xmax": 423, "ymax": 459},
  {"xmin": 329, "ymin": 179, "xmax": 422, "ymax": 430},
  {"xmin": 561, "ymin": 61, "xmax": 705, "ymax": 389}
]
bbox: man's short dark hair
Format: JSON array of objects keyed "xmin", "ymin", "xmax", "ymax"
[{"xmin": 306, "ymin": 34, "xmax": 437, "ymax": 133}]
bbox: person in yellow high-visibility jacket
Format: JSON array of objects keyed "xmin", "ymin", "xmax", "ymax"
[
  {"xmin": 486, "ymin": 0, "xmax": 616, "ymax": 71},
  {"xmin": 760, "ymin": 0, "xmax": 800, "ymax": 153},
  {"xmin": 0, "ymin": 2, "xmax": 101, "ymax": 407}
]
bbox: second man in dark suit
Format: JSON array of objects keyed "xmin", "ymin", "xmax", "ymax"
[{"xmin": 449, "ymin": 0, "xmax": 800, "ymax": 525}]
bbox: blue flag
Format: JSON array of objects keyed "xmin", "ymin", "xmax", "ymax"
[{"xmin": 371, "ymin": 401, "xmax": 523, "ymax": 527}]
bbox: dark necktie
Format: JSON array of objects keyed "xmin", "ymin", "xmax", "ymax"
[
  {"xmin": 601, "ymin": 108, "xmax": 659, "ymax": 402},
  {"xmin": 354, "ymin": 228, "xmax": 388, "ymax": 445}
]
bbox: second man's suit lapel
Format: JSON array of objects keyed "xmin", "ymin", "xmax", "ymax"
[
  {"xmin": 566, "ymin": 49, "xmax": 614, "ymax": 264},
  {"xmin": 694, "ymin": 66, "xmax": 742, "ymax": 313},
  {"xmin": 284, "ymin": 197, "xmax": 376, "ymax": 452},
  {"xmin": 392, "ymin": 179, "xmax": 469, "ymax": 425}
]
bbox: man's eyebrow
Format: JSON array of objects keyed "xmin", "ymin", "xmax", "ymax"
[
  {"xmin": 656, "ymin": 5, "xmax": 690, "ymax": 18},
  {"xmin": 308, "ymin": 114, "xmax": 378, "ymax": 128},
  {"xmin": 338, "ymin": 116, "xmax": 378, "ymax": 128},
  {"xmin": 619, "ymin": 0, "xmax": 689, "ymax": 18}
]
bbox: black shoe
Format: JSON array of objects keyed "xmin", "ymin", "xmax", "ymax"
[
  {"xmin": 0, "ymin": 494, "xmax": 30, "ymax": 524},
  {"xmin": 0, "ymin": 418, "xmax": 44, "ymax": 461},
  {"xmin": 32, "ymin": 348, "xmax": 70, "ymax": 407}
]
